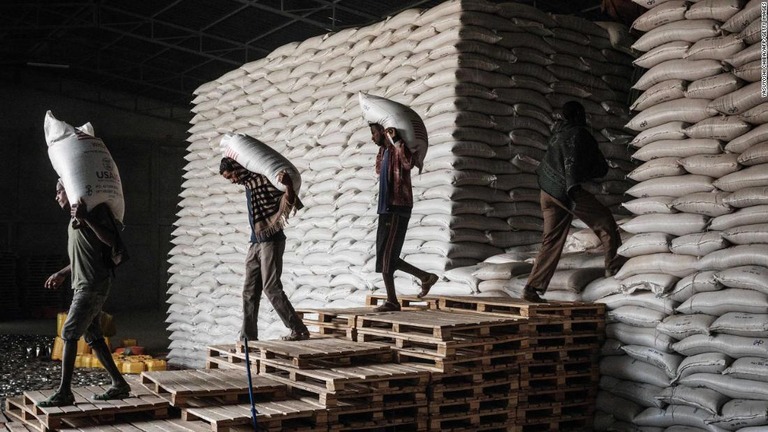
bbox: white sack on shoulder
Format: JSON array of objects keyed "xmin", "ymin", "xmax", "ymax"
[
  {"xmin": 44, "ymin": 111, "xmax": 125, "ymax": 223},
  {"xmin": 220, "ymin": 133, "xmax": 301, "ymax": 194}
]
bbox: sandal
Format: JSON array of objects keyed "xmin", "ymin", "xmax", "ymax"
[
  {"xmin": 282, "ymin": 329, "xmax": 310, "ymax": 341},
  {"xmin": 93, "ymin": 383, "xmax": 131, "ymax": 401},
  {"xmin": 417, "ymin": 273, "xmax": 439, "ymax": 298},
  {"xmin": 37, "ymin": 390, "xmax": 75, "ymax": 408},
  {"xmin": 374, "ymin": 301, "xmax": 401, "ymax": 312}
]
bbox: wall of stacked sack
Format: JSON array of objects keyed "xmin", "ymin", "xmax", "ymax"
[
  {"xmin": 167, "ymin": 0, "xmax": 638, "ymax": 368},
  {"xmin": 589, "ymin": 1, "xmax": 768, "ymax": 430}
]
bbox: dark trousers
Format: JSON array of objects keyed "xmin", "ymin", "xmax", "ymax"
[
  {"xmin": 241, "ymin": 240, "xmax": 305, "ymax": 340},
  {"xmin": 526, "ymin": 189, "xmax": 623, "ymax": 293}
]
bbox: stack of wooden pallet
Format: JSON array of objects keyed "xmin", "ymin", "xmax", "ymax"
[
  {"xmin": 355, "ymin": 308, "xmax": 527, "ymax": 431},
  {"xmin": 437, "ymin": 296, "xmax": 605, "ymax": 432},
  {"xmin": 255, "ymin": 338, "xmax": 431, "ymax": 431}
]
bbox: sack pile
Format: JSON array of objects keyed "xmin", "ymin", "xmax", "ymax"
[
  {"xmin": 168, "ymin": 0, "xmax": 637, "ymax": 368},
  {"xmin": 593, "ymin": 1, "xmax": 768, "ymax": 430}
]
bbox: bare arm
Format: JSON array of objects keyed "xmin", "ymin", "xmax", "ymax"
[
  {"xmin": 276, "ymin": 171, "xmax": 297, "ymax": 205},
  {"xmin": 45, "ymin": 265, "xmax": 71, "ymax": 290}
]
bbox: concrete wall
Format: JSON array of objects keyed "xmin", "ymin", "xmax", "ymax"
[{"xmin": 0, "ymin": 82, "xmax": 189, "ymax": 313}]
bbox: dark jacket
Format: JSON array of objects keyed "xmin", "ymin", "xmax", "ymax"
[{"xmin": 536, "ymin": 120, "xmax": 608, "ymax": 206}]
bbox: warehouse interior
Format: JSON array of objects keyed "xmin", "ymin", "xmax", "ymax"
[{"xmin": 2, "ymin": 0, "xmax": 767, "ymax": 431}]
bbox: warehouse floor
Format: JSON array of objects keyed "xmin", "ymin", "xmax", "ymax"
[{"xmin": 0, "ymin": 309, "xmax": 170, "ymax": 355}]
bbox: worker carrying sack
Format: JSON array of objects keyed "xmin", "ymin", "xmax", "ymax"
[
  {"xmin": 220, "ymin": 133, "xmax": 302, "ymax": 194},
  {"xmin": 359, "ymin": 92, "xmax": 428, "ymax": 173},
  {"xmin": 44, "ymin": 111, "xmax": 125, "ymax": 224}
]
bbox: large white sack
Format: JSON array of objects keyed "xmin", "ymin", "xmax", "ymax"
[
  {"xmin": 618, "ymin": 233, "xmax": 673, "ymax": 257},
  {"xmin": 597, "ymin": 291, "xmax": 679, "ymax": 314},
  {"xmin": 620, "ymin": 213, "xmax": 710, "ymax": 236},
  {"xmin": 708, "ymin": 399, "xmax": 768, "ymax": 430},
  {"xmin": 631, "ymin": 19, "xmax": 721, "ymax": 52},
  {"xmin": 607, "ymin": 305, "xmax": 667, "ymax": 327},
  {"xmin": 669, "ymin": 232, "xmax": 728, "ymax": 257},
  {"xmin": 631, "ymin": 121, "xmax": 687, "ymax": 147},
  {"xmin": 685, "ymin": 0, "xmax": 742, "ymax": 21},
  {"xmin": 634, "ymin": 405, "xmax": 727, "ymax": 431},
  {"xmin": 709, "ymin": 82, "xmax": 764, "ymax": 116},
  {"xmin": 723, "ymin": 187, "xmax": 768, "ymax": 208},
  {"xmin": 722, "ymin": 0, "xmax": 763, "ymax": 32},
  {"xmin": 626, "ymin": 175, "xmax": 715, "ymax": 198},
  {"xmin": 679, "ymin": 153, "xmax": 740, "ymax": 177},
  {"xmin": 680, "ymin": 373, "xmax": 768, "ymax": 401},
  {"xmin": 710, "ymin": 205, "xmax": 768, "ymax": 231},
  {"xmin": 44, "ymin": 111, "xmax": 125, "ymax": 222},
  {"xmin": 685, "ymin": 34, "xmax": 745, "ymax": 61},
  {"xmin": 600, "ymin": 355, "xmax": 672, "ymax": 388},
  {"xmin": 599, "ymin": 376, "xmax": 664, "ymax": 409},
  {"xmin": 582, "ymin": 277, "xmax": 622, "ymax": 302},
  {"xmin": 739, "ymin": 101, "xmax": 768, "ymax": 124},
  {"xmin": 698, "ymin": 245, "xmax": 768, "ymax": 271},
  {"xmin": 710, "ymin": 312, "xmax": 768, "ymax": 338},
  {"xmin": 632, "ymin": 1, "xmax": 688, "ymax": 32},
  {"xmin": 675, "ymin": 352, "xmax": 730, "ymax": 382},
  {"xmin": 722, "ymin": 224, "xmax": 768, "ymax": 245},
  {"xmin": 655, "ymin": 385, "xmax": 728, "ymax": 416},
  {"xmin": 679, "ymin": 288, "xmax": 768, "ymax": 316},
  {"xmin": 595, "ymin": 390, "xmax": 646, "ymax": 423},
  {"xmin": 631, "ymin": 79, "xmax": 686, "ymax": 112},
  {"xmin": 620, "ymin": 273, "xmax": 679, "ymax": 295},
  {"xmin": 684, "ymin": 116, "xmax": 749, "ymax": 141},
  {"xmin": 673, "ymin": 333, "xmax": 768, "ymax": 358},
  {"xmin": 738, "ymin": 143, "xmax": 768, "ymax": 166},
  {"xmin": 632, "ymin": 139, "xmax": 722, "ymax": 162},
  {"xmin": 615, "ymin": 253, "xmax": 699, "ymax": 279},
  {"xmin": 622, "ymin": 196, "xmax": 676, "ymax": 215},
  {"xmin": 634, "ymin": 41, "xmax": 690, "ymax": 69},
  {"xmin": 622, "ymin": 344, "xmax": 683, "ymax": 378},
  {"xmin": 672, "ymin": 192, "xmax": 732, "ymax": 217},
  {"xmin": 633, "ymin": 59, "xmax": 723, "ymax": 91},
  {"xmin": 220, "ymin": 133, "xmax": 301, "ymax": 194},
  {"xmin": 722, "ymin": 357, "xmax": 768, "ymax": 382},
  {"xmin": 627, "ymin": 99, "xmax": 716, "ymax": 131},
  {"xmin": 685, "ymin": 73, "xmax": 744, "ymax": 101},
  {"xmin": 715, "ymin": 266, "xmax": 768, "ymax": 294},
  {"xmin": 714, "ymin": 166, "xmax": 768, "ymax": 192},
  {"xmin": 657, "ymin": 314, "xmax": 715, "ymax": 340},
  {"xmin": 359, "ymin": 92, "xmax": 427, "ymax": 171},
  {"xmin": 628, "ymin": 158, "xmax": 686, "ymax": 182}
]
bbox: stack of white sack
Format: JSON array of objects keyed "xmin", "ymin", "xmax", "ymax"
[
  {"xmin": 593, "ymin": 1, "xmax": 768, "ymax": 431},
  {"xmin": 168, "ymin": 0, "xmax": 637, "ymax": 368}
]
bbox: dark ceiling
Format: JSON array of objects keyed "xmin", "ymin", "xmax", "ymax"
[{"xmin": 1, "ymin": 0, "xmax": 607, "ymax": 123}]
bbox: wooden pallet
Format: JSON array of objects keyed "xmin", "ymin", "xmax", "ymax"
[
  {"xmin": 58, "ymin": 418, "xmax": 212, "ymax": 431},
  {"xmin": 206, "ymin": 345, "xmax": 258, "ymax": 370},
  {"xmin": 516, "ymin": 414, "xmax": 592, "ymax": 431},
  {"xmin": 522, "ymin": 344, "xmax": 600, "ymax": 363},
  {"xmin": 437, "ymin": 296, "xmax": 605, "ymax": 319},
  {"xmin": 1, "ymin": 423, "xmax": 38, "ymax": 432},
  {"xmin": 516, "ymin": 386, "xmax": 597, "ymax": 405},
  {"xmin": 429, "ymin": 379, "xmax": 517, "ymax": 403},
  {"xmin": 365, "ymin": 294, "xmax": 437, "ymax": 310},
  {"xmin": 356, "ymin": 310, "xmax": 526, "ymax": 341},
  {"xmin": 430, "ymin": 366, "xmax": 517, "ymax": 386},
  {"xmin": 519, "ymin": 359, "xmax": 598, "ymax": 378},
  {"xmin": 394, "ymin": 346, "xmax": 526, "ymax": 373},
  {"xmin": 526, "ymin": 318, "xmax": 605, "ymax": 336},
  {"xmin": 253, "ymin": 338, "xmax": 392, "ymax": 368},
  {"xmin": 516, "ymin": 401, "xmax": 595, "ymax": 423},
  {"xmin": 5, "ymin": 382, "xmax": 169, "ymax": 432},
  {"xmin": 327, "ymin": 402, "xmax": 427, "ymax": 428},
  {"xmin": 428, "ymin": 400, "xmax": 514, "ymax": 431},
  {"xmin": 330, "ymin": 420, "xmax": 427, "ymax": 432},
  {"xmin": 528, "ymin": 333, "xmax": 603, "ymax": 349},
  {"xmin": 296, "ymin": 307, "xmax": 376, "ymax": 339},
  {"xmin": 140, "ymin": 369, "xmax": 286, "ymax": 407},
  {"xmin": 259, "ymin": 359, "xmax": 430, "ymax": 392},
  {"xmin": 357, "ymin": 331, "xmax": 527, "ymax": 358},
  {"xmin": 520, "ymin": 370, "xmax": 599, "ymax": 391},
  {"xmin": 182, "ymin": 397, "xmax": 327, "ymax": 432}
]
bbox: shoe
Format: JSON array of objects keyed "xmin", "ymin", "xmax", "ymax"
[
  {"xmin": 418, "ymin": 273, "xmax": 439, "ymax": 298},
  {"xmin": 37, "ymin": 390, "xmax": 75, "ymax": 407},
  {"xmin": 281, "ymin": 330, "xmax": 310, "ymax": 341},
  {"xmin": 374, "ymin": 301, "xmax": 401, "ymax": 312},
  {"xmin": 93, "ymin": 383, "xmax": 131, "ymax": 401},
  {"xmin": 523, "ymin": 286, "xmax": 547, "ymax": 303}
]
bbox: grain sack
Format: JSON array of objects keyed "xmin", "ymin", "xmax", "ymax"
[
  {"xmin": 655, "ymin": 385, "xmax": 728, "ymax": 416},
  {"xmin": 685, "ymin": 34, "xmax": 745, "ymax": 61},
  {"xmin": 657, "ymin": 314, "xmax": 715, "ymax": 340},
  {"xmin": 678, "ymin": 289, "xmax": 768, "ymax": 315},
  {"xmin": 598, "ymin": 292, "xmax": 679, "ymax": 314},
  {"xmin": 582, "ymin": 277, "xmax": 622, "ymax": 302},
  {"xmin": 44, "ymin": 111, "xmax": 125, "ymax": 223},
  {"xmin": 615, "ymin": 253, "xmax": 699, "ymax": 279},
  {"xmin": 684, "ymin": 116, "xmax": 750, "ymax": 142},
  {"xmin": 680, "ymin": 373, "xmax": 768, "ymax": 401},
  {"xmin": 710, "ymin": 312, "xmax": 768, "ymax": 337},
  {"xmin": 631, "ymin": 79, "xmax": 687, "ymax": 111},
  {"xmin": 472, "ymin": 262, "xmax": 532, "ymax": 280},
  {"xmin": 725, "ymin": 123, "xmax": 768, "ymax": 153},
  {"xmin": 634, "ymin": 41, "xmax": 691, "ymax": 69},
  {"xmin": 673, "ymin": 333, "xmax": 768, "ymax": 358},
  {"xmin": 608, "ymin": 305, "xmax": 668, "ymax": 327},
  {"xmin": 723, "ymin": 224, "xmax": 768, "ymax": 245},
  {"xmin": 634, "ymin": 405, "xmax": 726, "ymax": 431},
  {"xmin": 600, "ymin": 355, "xmax": 672, "ymax": 388},
  {"xmin": 633, "ymin": 59, "xmax": 723, "ymax": 91},
  {"xmin": 672, "ymin": 192, "xmax": 732, "ymax": 216},
  {"xmin": 618, "ymin": 233, "xmax": 673, "ymax": 257},
  {"xmin": 685, "ymin": 73, "xmax": 744, "ymax": 102},
  {"xmin": 738, "ymin": 143, "xmax": 768, "ymax": 166},
  {"xmin": 714, "ymin": 166, "xmax": 768, "ymax": 192},
  {"xmin": 710, "ymin": 205, "xmax": 768, "ymax": 231},
  {"xmin": 620, "ymin": 273, "xmax": 679, "ymax": 295},
  {"xmin": 620, "ymin": 213, "xmax": 710, "ymax": 236},
  {"xmin": 595, "ymin": 391, "xmax": 646, "ymax": 423},
  {"xmin": 739, "ymin": 102, "xmax": 768, "ymax": 124},
  {"xmin": 669, "ymin": 232, "xmax": 728, "ymax": 257},
  {"xmin": 675, "ymin": 352, "xmax": 730, "ymax": 382},
  {"xmin": 622, "ymin": 197, "xmax": 676, "ymax": 215},
  {"xmin": 358, "ymin": 92, "xmax": 427, "ymax": 171},
  {"xmin": 722, "ymin": 357, "xmax": 768, "ymax": 382},
  {"xmin": 626, "ymin": 99, "xmax": 716, "ymax": 131},
  {"xmin": 685, "ymin": 0, "xmax": 742, "ymax": 21},
  {"xmin": 599, "ymin": 376, "xmax": 664, "ymax": 409},
  {"xmin": 723, "ymin": 187, "xmax": 768, "ymax": 208},
  {"xmin": 733, "ymin": 60, "xmax": 762, "ymax": 83},
  {"xmin": 620, "ymin": 345, "xmax": 681, "ymax": 382},
  {"xmin": 678, "ymin": 153, "xmax": 740, "ymax": 178},
  {"xmin": 632, "ymin": 139, "xmax": 722, "ymax": 161},
  {"xmin": 698, "ymin": 245, "xmax": 768, "ymax": 270},
  {"xmin": 709, "ymin": 82, "xmax": 764, "ymax": 115},
  {"xmin": 442, "ymin": 263, "xmax": 485, "ymax": 292},
  {"xmin": 220, "ymin": 133, "xmax": 301, "ymax": 194},
  {"xmin": 628, "ymin": 158, "xmax": 686, "ymax": 181},
  {"xmin": 632, "ymin": 1, "xmax": 688, "ymax": 32},
  {"xmin": 626, "ymin": 175, "xmax": 715, "ymax": 198},
  {"xmin": 631, "ymin": 121, "xmax": 688, "ymax": 148},
  {"xmin": 631, "ymin": 19, "xmax": 721, "ymax": 52},
  {"xmin": 708, "ymin": 400, "xmax": 768, "ymax": 430}
]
